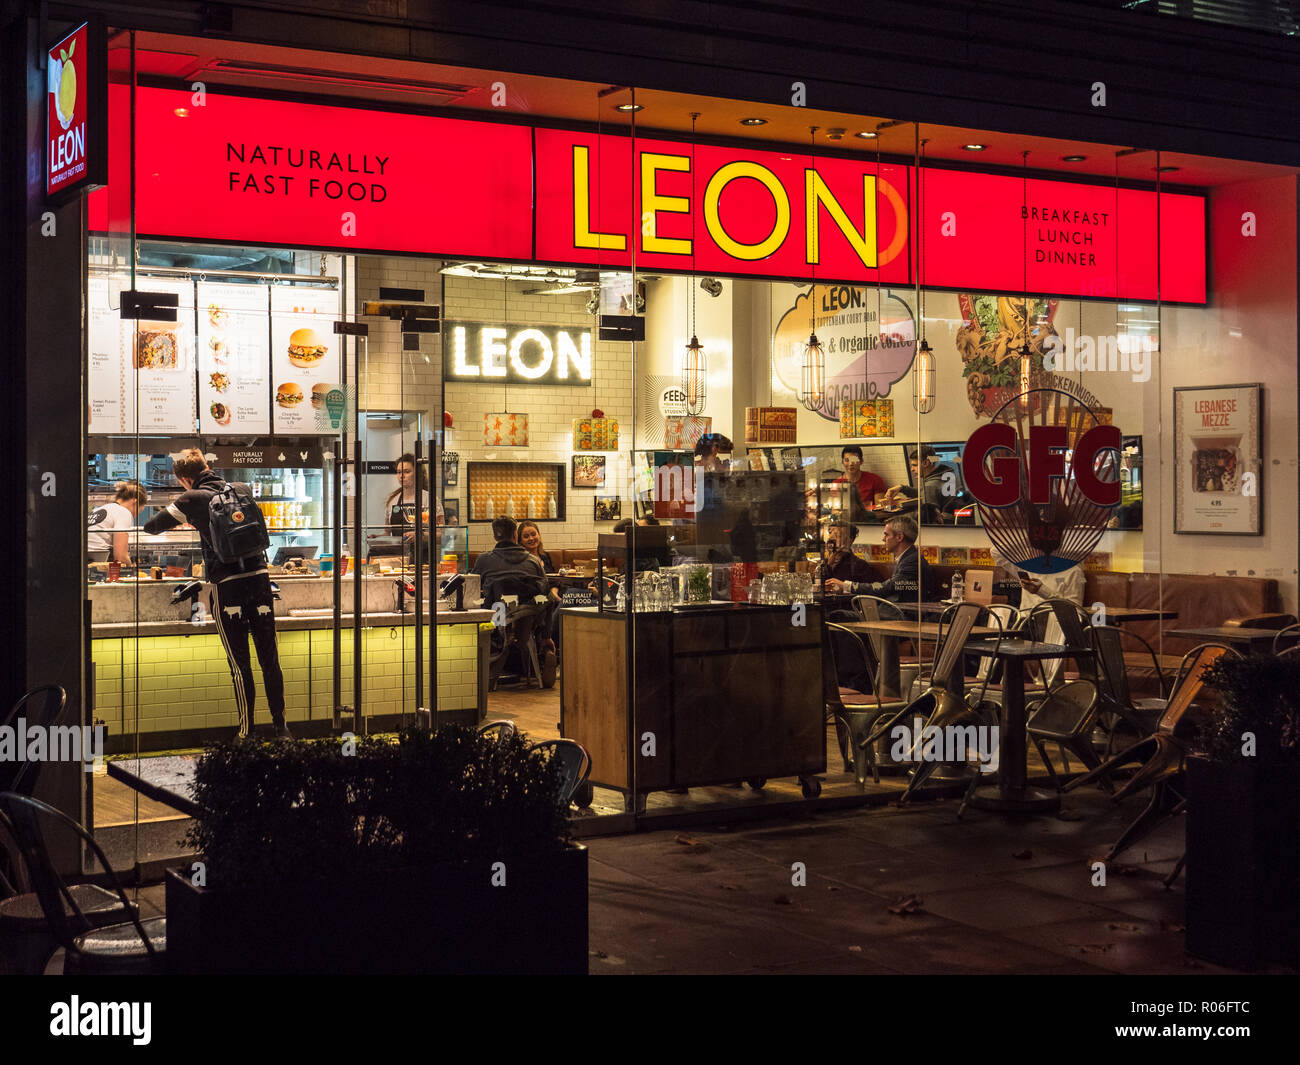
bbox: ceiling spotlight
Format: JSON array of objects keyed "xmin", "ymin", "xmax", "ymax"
[
  {"xmin": 855, "ymin": 131, "xmax": 878, "ymax": 139},
  {"xmin": 1062, "ymin": 155, "xmax": 1087, "ymax": 162},
  {"xmin": 740, "ymin": 117, "xmax": 767, "ymax": 126},
  {"xmin": 700, "ymin": 277, "xmax": 723, "ymax": 297},
  {"xmin": 826, "ymin": 127, "xmax": 846, "ymax": 140},
  {"xmin": 585, "ymin": 291, "xmax": 600, "ymax": 315},
  {"xmin": 615, "ymin": 102, "xmax": 643, "ymax": 112},
  {"xmin": 962, "ymin": 143, "xmax": 987, "ymax": 152}
]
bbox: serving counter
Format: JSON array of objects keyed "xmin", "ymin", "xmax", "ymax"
[
  {"xmin": 89, "ymin": 576, "xmax": 492, "ymax": 751},
  {"xmin": 560, "ymin": 602, "xmax": 825, "ymax": 811}
]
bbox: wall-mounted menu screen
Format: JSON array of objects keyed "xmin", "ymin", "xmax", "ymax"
[
  {"xmin": 271, "ymin": 286, "xmax": 341, "ymax": 434},
  {"xmin": 198, "ymin": 282, "xmax": 271, "ymax": 435},
  {"xmin": 88, "ymin": 275, "xmax": 196, "ymax": 434}
]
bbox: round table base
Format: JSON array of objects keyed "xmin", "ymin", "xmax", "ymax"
[{"xmin": 967, "ymin": 783, "xmax": 1060, "ymax": 813}]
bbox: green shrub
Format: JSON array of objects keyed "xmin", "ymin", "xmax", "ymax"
[
  {"xmin": 184, "ymin": 727, "xmax": 569, "ymax": 889},
  {"xmin": 1200, "ymin": 656, "xmax": 1300, "ymax": 765}
]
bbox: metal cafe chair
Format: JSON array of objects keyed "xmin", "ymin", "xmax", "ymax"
[
  {"xmin": 851, "ymin": 594, "xmax": 922, "ymax": 698},
  {"xmin": 1026, "ymin": 680, "xmax": 1108, "ymax": 793},
  {"xmin": 0, "ymin": 685, "xmax": 68, "ymax": 796},
  {"xmin": 825, "ymin": 623, "xmax": 908, "ymax": 785},
  {"xmin": 1272, "ymin": 623, "xmax": 1300, "ymax": 655},
  {"xmin": 1063, "ymin": 643, "xmax": 1239, "ymax": 862},
  {"xmin": 857, "ymin": 603, "xmax": 1004, "ymax": 805},
  {"xmin": 1090, "ymin": 624, "xmax": 1171, "ymax": 750},
  {"xmin": 527, "ymin": 739, "xmax": 592, "ymax": 810},
  {"xmin": 477, "ymin": 719, "xmax": 518, "ymax": 741},
  {"xmin": 0, "ymin": 793, "xmax": 164, "ymax": 975}
]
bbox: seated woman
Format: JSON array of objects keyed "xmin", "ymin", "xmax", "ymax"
[
  {"xmin": 517, "ymin": 519, "xmax": 557, "ymax": 575},
  {"xmin": 518, "ymin": 519, "xmax": 561, "ymax": 659}
]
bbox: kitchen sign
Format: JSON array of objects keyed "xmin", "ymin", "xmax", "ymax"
[
  {"xmin": 444, "ymin": 321, "xmax": 593, "ymax": 386},
  {"xmin": 46, "ymin": 21, "xmax": 106, "ymax": 201},
  {"xmin": 94, "ymin": 85, "xmax": 1207, "ymax": 303}
]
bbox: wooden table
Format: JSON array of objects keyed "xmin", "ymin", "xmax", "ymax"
[
  {"xmin": 1091, "ymin": 605, "xmax": 1178, "ymax": 625},
  {"xmin": 1166, "ymin": 626, "xmax": 1282, "ymax": 654},
  {"xmin": 960, "ymin": 639, "xmax": 1093, "ymax": 814},
  {"xmin": 840, "ymin": 619, "xmax": 998, "ymax": 700},
  {"xmin": 895, "ymin": 601, "xmax": 958, "ymax": 619}
]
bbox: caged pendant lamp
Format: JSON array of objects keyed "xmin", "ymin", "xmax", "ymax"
[
  {"xmin": 799, "ymin": 126, "xmax": 827, "ymax": 414},
  {"xmin": 682, "ymin": 113, "xmax": 707, "ymax": 416}
]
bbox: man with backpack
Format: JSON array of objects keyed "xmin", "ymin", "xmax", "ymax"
[{"xmin": 143, "ymin": 448, "xmax": 291, "ymax": 739}]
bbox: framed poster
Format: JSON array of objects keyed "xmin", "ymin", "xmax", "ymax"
[
  {"xmin": 442, "ymin": 451, "xmax": 459, "ymax": 487},
  {"xmin": 594, "ymin": 496, "xmax": 621, "ymax": 521},
  {"xmin": 571, "ymin": 455, "xmax": 606, "ymax": 488},
  {"xmin": 1173, "ymin": 383, "xmax": 1262, "ymax": 535}
]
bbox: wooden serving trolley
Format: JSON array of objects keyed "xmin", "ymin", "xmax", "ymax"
[{"xmin": 560, "ymin": 529, "xmax": 826, "ymax": 812}]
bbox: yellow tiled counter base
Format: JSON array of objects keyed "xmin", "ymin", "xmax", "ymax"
[{"xmin": 92, "ymin": 620, "xmax": 486, "ymax": 739}]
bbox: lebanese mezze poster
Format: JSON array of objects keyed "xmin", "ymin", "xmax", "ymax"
[
  {"xmin": 88, "ymin": 275, "xmax": 195, "ymax": 434},
  {"xmin": 198, "ymin": 281, "xmax": 270, "ymax": 436},
  {"xmin": 1173, "ymin": 383, "xmax": 1262, "ymax": 535},
  {"xmin": 270, "ymin": 286, "xmax": 341, "ymax": 434}
]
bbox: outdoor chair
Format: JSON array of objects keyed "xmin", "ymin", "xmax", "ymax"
[
  {"xmin": 477, "ymin": 720, "xmax": 518, "ymax": 741},
  {"xmin": 1090, "ymin": 624, "xmax": 1171, "ymax": 749},
  {"xmin": 0, "ymin": 793, "xmax": 163, "ymax": 975},
  {"xmin": 0, "ymin": 685, "xmax": 68, "ymax": 796},
  {"xmin": 851, "ymin": 595, "xmax": 921, "ymax": 697},
  {"xmin": 527, "ymin": 739, "xmax": 592, "ymax": 809},
  {"xmin": 1026, "ymin": 679, "xmax": 1108, "ymax": 792},
  {"xmin": 1272, "ymin": 623, "xmax": 1300, "ymax": 655},
  {"xmin": 825, "ymin": 623, "xmax": 908, "ymax": 785},
  {"xmin": 858, "ymin": 603, "xmax": 1004, "ymax": 804},
  {"xmin": 1062, "ymin": 643, "xmax": 1238, "ymax": 862}
]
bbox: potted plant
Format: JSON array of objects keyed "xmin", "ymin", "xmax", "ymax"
[
  {"xmin": 1185, "ymin": 654, "xmax": 1300, "ymax": 969},
  {"xmin": 166, "ymin": 727, "xmax": 587, "ymax": 974}
]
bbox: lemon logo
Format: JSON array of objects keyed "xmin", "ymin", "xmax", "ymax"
[{"xmin": 53, "ymin": 38, "xmax": 76, "ymax": 130}]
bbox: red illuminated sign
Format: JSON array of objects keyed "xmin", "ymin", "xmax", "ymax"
[
  {"xmin": 46, "ymin": 22, "xmax": 105, "ymax": 200},
  {"xmin": 965, "ymin": 422, "xmax": 1122, "ymax": 508},
  {"xmin": 93, "ymin": 87, "xmax": 1207, "ymax": 303}
]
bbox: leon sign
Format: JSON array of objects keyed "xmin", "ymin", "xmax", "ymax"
[
  {"xmin": 46, "ymin": 22, "xmax": 105, "ymax": 201},
  {"xmin": 444, "ymin": 322, "xmax": 593, "ymax": 386}
]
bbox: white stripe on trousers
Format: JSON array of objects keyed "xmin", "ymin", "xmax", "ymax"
[{"xmin": 210, "ymin": 582, "xmax": 250, "ymax": 737}]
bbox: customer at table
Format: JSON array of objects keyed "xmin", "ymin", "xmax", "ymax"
[
  {"xmin": 834, "ymin": 446, "xmax": 886, "ymax": 521},
  {"xmin": 883, "ymin": 446, "xmax": 959, "ymax": 521},
  {"xmin": 694, "ymin": 433, "xmax": 734, "ymax": 473},
  {"xmin": 87, "ymin": 480, "xmax": 148, "ymax": 564},
  {"xmin": 517, "ymin": 519, "xmax": 557, "ymax": 576},
  {"xmin": 819, "ymin": 523, "xmax": 873, "ymax": 585},
  {"xmin": 471, "ymin": 515, "xmax": 547, "ymax": 605},
  {"xmin": 825, "ymin": 515, "xmax": 935, "ymax": 601}
]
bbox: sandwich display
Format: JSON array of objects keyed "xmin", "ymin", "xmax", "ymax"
[
  {"xmin": 276, "ymin": 382, "xmax": 304, "ymax": 408},
  {"xmin": 287, "ymin": 327, "xmax": 328, "ymax": 368},
  {"xmin": 311, "ymin": 382, "xmax": 331, "ymax": 409}
]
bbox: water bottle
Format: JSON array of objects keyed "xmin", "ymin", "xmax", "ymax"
[{"xmin": 950, "ymin": 573, "xmax": 965, "ymax": 602}]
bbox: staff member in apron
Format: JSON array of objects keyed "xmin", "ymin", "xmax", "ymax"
[
  {"xmin": 144, "ymin": 449, "xmax": 291, "ymax": 739},
  {"xmin": 87, "ymin": 481, "xmax": 147, "ymax": 564}
]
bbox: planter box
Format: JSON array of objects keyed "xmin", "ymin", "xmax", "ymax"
[
  {"xmin": 166, "ymin": 843, "xmax": 587, "ymax": 974},
  {"xmin": 1185, "ymin": 758, "xmax": 1300, "ymax": 969}
]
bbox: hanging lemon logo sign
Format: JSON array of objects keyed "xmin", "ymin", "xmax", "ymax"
[{"xmin": 53, "ymin": 37, "xmax": 76, "ymax": 130}]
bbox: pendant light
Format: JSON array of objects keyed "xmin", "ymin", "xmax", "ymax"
[
  {"xmin": 912, "ymin": 134, "xmax": 934, "ymax": 413},
  {"xmin": 682, "ymin": 113, "xmax": 707, "ymax": 416},
  {"xmin": 841, "ymin": 132, "xmax": 896, "ymax": 436},
  {"xmin": 799, "ymin": 126, "xmax": 826, "ymax": 413}
]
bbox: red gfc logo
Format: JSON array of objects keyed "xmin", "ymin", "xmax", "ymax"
[{"xmin": 964, "ymin": 385, "xmax": 1121, "ymax": 574}]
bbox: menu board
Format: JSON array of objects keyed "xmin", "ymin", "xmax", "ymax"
[
  {"xmin": 198, "ymin": 282, "xmax": 270, "ymax": 436},
  {"xmin": 270, "ymin": 287, "xmax": 341, "ymax": 434},
  {"xmin": 87, "ymin": 276, "xmax": 195, "ymax": 434}
]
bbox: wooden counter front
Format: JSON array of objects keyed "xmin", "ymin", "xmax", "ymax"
[{"xmin": 560, "ymin": 604, "xmax": 824, "ymax": 803}]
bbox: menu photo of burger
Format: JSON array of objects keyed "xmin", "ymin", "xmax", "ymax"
[
  {"xmin": 288, "ymin": 328, "xmax": 328, "ymax": 369},
  {"xmin": 311, "ymin": 383, "xmax": 332, "ymax": 409},
  {"xmin": 276, "ymin": 382, "xmax": 304, "ymax": 408}
]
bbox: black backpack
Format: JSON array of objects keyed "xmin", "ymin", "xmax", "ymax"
[{"xmin": 207, "ymin": 481, "xmax": 270, "ymax": 564}]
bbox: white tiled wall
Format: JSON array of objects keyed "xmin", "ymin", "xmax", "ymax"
[{"xmin": 354, "ymin": 256, "xmax": 635, "ymax": 554}]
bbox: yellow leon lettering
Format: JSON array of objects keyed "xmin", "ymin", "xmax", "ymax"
[
  {"xmin": 704, "ymin": 161, "xmax": 790, "ymax": 261},
  {"xmin": 806, "ymin": 171, "xmax": 877, "ymax": 268},
  {"xmin": 640, "ymin": 152, "xmax": 692, "ymax": 255},
  {"xmin": 572, "ymin": 145, "xmax": 627, "ymax": 251}
]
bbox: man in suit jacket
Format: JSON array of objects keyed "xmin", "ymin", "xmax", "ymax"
[{"xmin": 825, "ymin": 515, "xmax": 935, "ymax": 602}]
